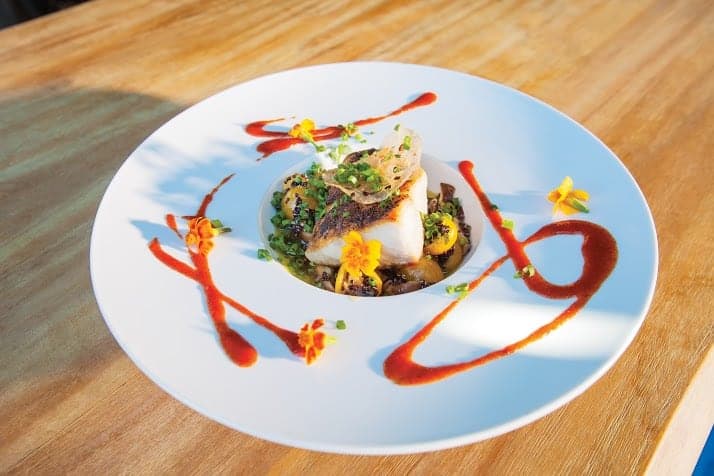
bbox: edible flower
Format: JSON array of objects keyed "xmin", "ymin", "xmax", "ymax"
[
  {"xmin": 288, "ymin": 118, "xmax": 326, "ymax": 152},
  {"xmin": 289, "ymin": 118, "xmax": 316, "ymax": 141},
  {"xmin": 298, "ymin": 318, "xmax": 334, "ymax": 365},
  {"xmin": 335, "ymin": 231, "xmax": 382, "ymax": 295},
  {"xmin": 185, "ymin": 217, "xmax": 230, "ymax": 256},
  {"xmin": 547, "ymin": 176, "xmax": 590, "ymax": 215}
]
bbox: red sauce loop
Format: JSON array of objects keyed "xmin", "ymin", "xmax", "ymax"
[{"xmin": 383, "ymin": 160, "xmax": 618, "ymax": 385}]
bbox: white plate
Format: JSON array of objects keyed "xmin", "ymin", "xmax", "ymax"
[{"xmin": 90, "ymin": 62, "xmax": 657, "ymax": 454}]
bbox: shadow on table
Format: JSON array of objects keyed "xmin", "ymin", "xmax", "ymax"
[{"xmin": 0, "ymin": 86, "xmax": 186, "ymax": 462}]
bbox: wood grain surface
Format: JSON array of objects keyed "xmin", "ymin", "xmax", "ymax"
[{"xmin": 1, "ymin": 0, "xmax": 712, "ymax": 474}]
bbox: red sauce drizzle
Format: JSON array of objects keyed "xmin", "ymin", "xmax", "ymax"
[
  {"xmin": 383, "ymin": 161, "xmax": 618, "ymax": 385},
  {"xmin": 165, "ymin": 213, "xmax": 181, "ymax": 240},
  {"xmin": 149, "ymin": 175, "xmax": 303, "ymax": 367},
  {"xmin": 245, "ymin": 92, "xmax": 437, "ymax": 159}
]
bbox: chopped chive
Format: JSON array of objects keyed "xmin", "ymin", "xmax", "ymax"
[
  {"xmin": 336, "ymin": 320, "xmax": 347, "ymax": 330},
  {"xmin": 402, "ymin": 135, "xmax": 412, "ymax": 150},
  {"xmin": 569, "ymin": 198, "xmax": 590, "ymax": 213},
  {"xmin": 257, "ymin": 248, "xmax": 272, "ymax": 261},
  {"xmin": 489, "ymin": 203, "xmax": 499, "ymax": 210},
  {"xmin": 210, "ymin": 219, "xmax": 224, "ymax": 228},
  {"xmin": 446, "ymin": 282, "xmax": 469, "ymax": 299}
]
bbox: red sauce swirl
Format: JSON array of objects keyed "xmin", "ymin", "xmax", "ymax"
[
  {"xmin": 383, "ymin": 161, "xmax": 618, "ymax": 385},
  {"xmin": 245, "ymin": 92, "xmax": 437, "ymax": 159},
  {"xmin": 149, "ymin": 175, "xmax": 303, "ymax": 366}
]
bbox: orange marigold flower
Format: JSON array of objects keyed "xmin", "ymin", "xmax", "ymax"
[
  {"xmin": 198, "ymin": 239, "xmax": 214, "ymax": 256},
  {"xmin": 196, "ymin": 218, "xmax": 218, "ymax": 239},
  {"xmin": 298, "ymin": 318, "xmax": 332, "ymax": 365},
  {"xmin": 547, "ymin": 176, "xmax": 590, "ymax": 215},
  {"xmin": 184, "ymin": 217, "xmax": 226, "ymax": 255},
  {"xmin": 335, "ymin": 231, "xmax": 382, "ymax": 295},
  {"xmin": 185, "ymin": 231, "xmax": 199, "ymax": 246}
]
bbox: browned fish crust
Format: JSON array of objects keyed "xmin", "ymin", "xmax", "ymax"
[{"xmin": 311, "ymin": 175, "xmax": 417, "ymax": 243}]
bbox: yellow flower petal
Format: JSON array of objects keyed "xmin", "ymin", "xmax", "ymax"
[
  {"xmin": 557, "ymin": 176, "xmax": 573, "ymax": 197},
  {"xmin": 557, "ymin": 202, "xmax": 580, "ymax": 215},
  {"xmin": 300, "ymin": 118, "xmax": 315, "ymax": 131},
  {"xmin": 364, "ymin": 240, "xmax": 382, "ymax": 273},
  {"xmin": 288, "ymin": 118, "xmax": 316, "ymax": 139},
  {"xmin": 549, "ymin": 176, "xmax": 589, "ymax": 215},
  {"xmin": 335, "ymin": 264, "xmax": 348, "ymax": 294},
  {"xmin": 336, "ymin": 231, "xmax": 383, "ymax": 295},
  {"xmin": 547, "ymin": 190, "xmax": 560, "ymax": 203},
  {"xmin": 344, "ymin": 230, "xmax": 362, "ymax": 247},
  {"xmin": 572, "ymin": 189, "xmax": 589, "ymax": 201}
]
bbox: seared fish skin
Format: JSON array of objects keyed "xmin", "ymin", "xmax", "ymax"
[{"xmin": 305, "ymin": 168, "xmax": 427, "ymax": 266}]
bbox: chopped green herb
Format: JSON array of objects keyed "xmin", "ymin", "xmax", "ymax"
[
  {"xmin": 440, "ymin": 200, "xmax": 458, "ymax": 217},
  {"xmin": 446, "ymin": 282, "xmax": 469, "ymax": 299},
  {"xmin": 336, "ymin": 320, "xmax": 347, "ymax": 330},
  {"xmin": 298, "ymin": 132, "xmax": 326, "ymax": 153},
  {"xmin": 328, "ymin": 148, "xmax": 339, "ymax": 162},
  {"xmin": 422, "ymin": 211, "xmax": 453, "ymax": 241},
  {"xmin": 501, "ymin": 218, "xmax": 514, "ymax": 231},
  {"xmin": 257, "ymin": 248, "xmax": 272, "ymax": 261},
  {"xmin": 210, "ymin": 219, "xmax": 224, "ymax": 228},
  {"xmin": 267, "ymin": 163, "xmax": 330, "ymax": 282},
  {"xmin": 401, "ymin": 135, "xmax": 412, "ymax": 150},
  {"xmin": 489, "ymin": 203, "xmax": 499, "ymax": 210},
  {"xmin": 333, "ymin": 159, "xmax": 384, "ymax": 192},
  {"xmin": 393, "ymin": 123, "xmax": 401, "ymax": 131},
  {"xmin": 344, "ymin": 123, "xmax": 358, "ymax": 135},
  {"xmin": 271, "ymin": 190, "xmax": 285, "ymax": 208},
  {"xmin": 568, "ymin": 198, "xmax": 590, "ymax": 213}
]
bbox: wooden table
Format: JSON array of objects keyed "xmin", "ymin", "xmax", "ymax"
[{"xmin": 2, "ymin": 0, "xmax": 712, "ymax": 473}]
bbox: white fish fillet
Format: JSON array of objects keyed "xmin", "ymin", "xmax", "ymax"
[{"xmin": 305, "ymin": 168, "xmax": 427, "ymax": 266}]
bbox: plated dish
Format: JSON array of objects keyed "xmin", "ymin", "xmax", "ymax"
[{"xmin": 90, "ymin": 62, "xmax": 657, "ymax": 453}]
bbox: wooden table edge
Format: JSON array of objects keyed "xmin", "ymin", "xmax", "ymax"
[{"xmin": 645, "ymin": 345, "xmax": 714, "ymax": 475}]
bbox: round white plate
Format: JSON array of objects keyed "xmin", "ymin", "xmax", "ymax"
[{"xmin": 90, "ymin": 62, "xmax": 657, "ymax": 454}]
